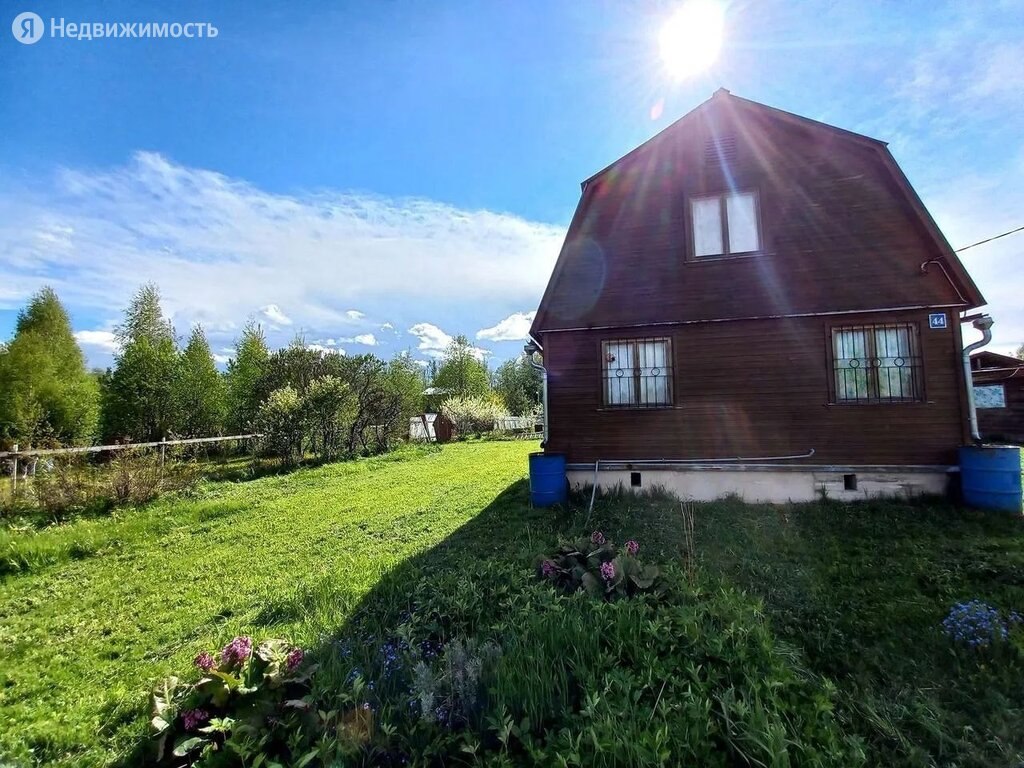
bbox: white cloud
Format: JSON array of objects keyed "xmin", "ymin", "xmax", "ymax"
[
  {"xmin": 316, "ymin": 333, "xmax": 377, "ymax": 346},
  {"xmin": 408, "ymin": 322, "xmax": 488, "ymax": 361},
  {"xmin": 477, "ymin": 310, "xmax": 536, "ymax": 342},
  {"xmin": 306, "ymin": 344, "xmax": 345, "ymax": 356},
  {"xmin": 0, "ymin": 152, "xmax": 564, "ymax": 351},
  {"xmin": 213, "ymin": 353, "xmax": 231, "ymax": 365},
  {"xmin": 73, "ymin": 329, "xmax": 118, "ymax": 353},
  {"xmin": 260, "ymin": 304, "xmax": 292, "ymax": 326},
  {"xmin": 381, "ymin": 322, "xmax": 395, "ymax": 332},
  {"xmin": 408, "ymin": 322, "xmax": 452, "ymax": 354}
]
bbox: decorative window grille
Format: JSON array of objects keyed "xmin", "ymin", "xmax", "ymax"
[
  {"xmin": 690, "ymin": 191, "xmax": 761, "ymax": 257},
  {"xmin": 831, "ymin": 323, "xmax": 923, "ymax": 403},
  {"xmin": 602, "ymin": 338, "xmax": 673, "ymax": 407}
]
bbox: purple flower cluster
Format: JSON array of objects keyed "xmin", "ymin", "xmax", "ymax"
[
  {"xmin": 942, "ymin": 600, "xmax": 1013, "ymax": 648},
  {"xmin": 286, "ymin": 647, "xmax": 304, "ymax": 672},
  {"xmin": 419, "ymin": 639, "xmax": 442, "ymax": 661},
  {"xmin": 625, "ymin": 540, "xmax": 640, "ymax": 556},
  {"xmin": 600, "ymin": 561, "xmax": 615, "ymax": 582},
  {"xmin": 193, "ymin": 651, "xmax": 216, "ymax": 673},
  {"xmin": 221, "ymin": 635, "xmax": 253, "ymax": 667},
  {"xmin": 181, "ymin": 708, "xmax": 209, "ymax": 731},
  {"xmin": 379, "ymin": 637, "xmax": 408, "ymax": 678},
  {"xmin": 541, "ymin": 560, "xmax": 556, "ymax": 578},
  {"xmin": 590, "ymin": 531, "xmax": 605, "ymax": 545}
]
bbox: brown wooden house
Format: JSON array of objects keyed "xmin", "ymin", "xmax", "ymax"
[
  {"xmin": 971, "ymin": 351, "xmax": 1024, "ymax": 444},
  {"xmin": 529, "ymin": 89, "xmax": 986, "ymax": 502}
]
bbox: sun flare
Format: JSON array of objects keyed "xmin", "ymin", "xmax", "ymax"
[{"xmin": 659, "ymin": 1, "xmax": 724, "ymax": 79}]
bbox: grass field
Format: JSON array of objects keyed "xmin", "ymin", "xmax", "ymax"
[
  {"xmin": 2, "ymin": 440, "xmax": 1023, "ymax": 766},
  {"xmin": 0, "ymin": 442, "xmax": 535, "ymax": 766}
]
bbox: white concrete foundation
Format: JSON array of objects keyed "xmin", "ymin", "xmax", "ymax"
[{"xmin": 566, "ymin": 466, "xmax": 951, "ymax": 504}]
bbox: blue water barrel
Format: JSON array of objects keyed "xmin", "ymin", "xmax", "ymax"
[
  {"xmin": 529, "ymin": 451, "xmax": 567, "ymax": 507},
  {"xmin": 960, "ymin": 446, "xmax": 1022, "ymax": 513}
]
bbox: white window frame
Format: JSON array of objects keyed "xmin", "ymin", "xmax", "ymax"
[{"xmin": 689, "ymin": 190, "xmax": 762, "ymax": 258}]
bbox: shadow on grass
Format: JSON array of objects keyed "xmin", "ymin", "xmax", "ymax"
[
  {"xmin": 115, "ymin": 481, "xmax": 1024, "ymax": 767},
  {"xmin": 113, "ymin": 478, "xmax": 568, "ymax": 767}
]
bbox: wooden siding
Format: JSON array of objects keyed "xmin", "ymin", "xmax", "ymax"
[
  {"xmin": 533, "ymin": 95, "xmax": 980, "ymax": 335},
  {"xmin": 542, "ymin": 309, "xmax": 967, "ymax": 466},
  {"xmin": 973, "ymin": 363, "xmax": 1024, "ymax": 444}
]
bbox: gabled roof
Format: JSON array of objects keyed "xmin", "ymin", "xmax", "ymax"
[
  {"xmin": 580, "ymin": 88, "xmax": 886, "ymax": 191},
  {"xmin": 531, "ymin": 90, "xmax": 985, "ymax": 339},
  {"xmin": 971, "ymin": 350, "xmax": 1023, "ymax": 370}
]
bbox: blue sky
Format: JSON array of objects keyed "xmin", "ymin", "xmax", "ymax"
[{"xmin": 1, "ymin": 0, "xmax": 1023, "ymax": 368}]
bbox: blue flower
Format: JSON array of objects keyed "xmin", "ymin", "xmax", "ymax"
[{"xmin": 942, "ymin": 600, "xmax": 1012, "ymax": 649}]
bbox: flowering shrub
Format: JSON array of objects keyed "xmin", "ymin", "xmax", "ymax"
[
  {"xmin": 538, "ymin": 531, "xmax": 664, "ymax": 600},
  {"xmin": 942, "ymin": 600, "xmax": 1023, "ymax": 649},
  {"xmin": 440, "ymin": 395, "xmax": 506, "ymax": 437},
  {"xmin": 150, "ymin": 636, "xmax": 316, "ymax": 765}
]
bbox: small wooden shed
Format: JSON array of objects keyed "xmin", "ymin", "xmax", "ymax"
[{"xmin": 971, "ymin": 351, "xmax": 1024, "ymax": 444}]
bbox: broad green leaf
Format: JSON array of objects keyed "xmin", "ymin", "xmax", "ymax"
[{"xmin": 172, "ymin": 736, "xmax": 206, "ymax": 757}]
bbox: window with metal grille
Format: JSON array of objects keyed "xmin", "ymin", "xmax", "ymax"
[
  {"xmin": 831, "ymin": 323, "xmax": 923, "ymax": 403},
  {"xmin": 602, "ymin": 337, "xmax": 673, "ymax": 407}
]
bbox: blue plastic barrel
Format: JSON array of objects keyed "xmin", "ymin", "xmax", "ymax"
[
  {"xmin": 960, "ymin": 446, "xmax": 1023, "ymax": 514},
  {"xmin": 529, "ymin": 451, "xmax": 567, "ymax": 507}
]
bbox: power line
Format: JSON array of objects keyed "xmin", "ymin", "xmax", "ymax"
[{"xmin": 955, "ymin": 224, "xmax": 1024, "ymax": 253}]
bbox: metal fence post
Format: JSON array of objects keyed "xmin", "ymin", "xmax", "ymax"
[
  {"xmin": 11, "ymin": 443, "xmax": 18, "ymax": 495},
  {"xmin": 159, "ymin": 438, "xmax": 167, "ymax": 471}
]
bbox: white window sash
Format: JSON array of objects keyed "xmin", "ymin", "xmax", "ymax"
[
  {"xmin": 726, "ymin": 192, "xmax": 760, "ymax": 253},
  {"xmin": 692, "ymin": 197, "xmax": 723, "ymax": 257},
  {"xmin": 604, "ymin": 341, "xmax": 636, "ymax": 405}
]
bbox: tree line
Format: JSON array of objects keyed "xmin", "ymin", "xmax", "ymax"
[{"xmin": 0, "ymin": 285, "xmax": 542, "ymax": 455}]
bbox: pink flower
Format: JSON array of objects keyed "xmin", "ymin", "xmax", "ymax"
[
  {"xmin": 590, "ymin": 531, "xmax": 605, "ymax": 545},
  {"xmin": 286, "ymin": 647, "xmax": 305, "ymax": 672},
  {"xmin": 600, "ymin": 561, "xmax": 615, "ymax": 582},
  {"xmin": 193, "ymin": 651, "xmax": 216, "ymax": 672},
  {"xmin": 221, "ymin": 636, "xmax": 253, "ymax": 668},
  {"xmin": 182, "ymin": 708, "xmax": 209, "ymax": 731},
  {"xmin": 541, "ymin": 560, "xmax": 556, "ymax": 578},
  {"xmin": 625, "ymin": 540, "xmax": 639, "ymax": 557}
]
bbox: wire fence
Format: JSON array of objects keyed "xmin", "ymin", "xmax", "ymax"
[{"xmin": 1, "ymin": 434, "xmax": 260, "ymax": 494}]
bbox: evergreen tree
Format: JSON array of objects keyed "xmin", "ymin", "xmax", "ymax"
[
  {"xmin": 225, "ymin": 320, "xmax": 270, "ymax": 432},
  {"xmin": 174, "ymin": 326, "xmax": 226, "ymax": 436},
  {"xmin": 116, "ymin": 283, "xmax": 174, "ymax": 347},
  {"xmin": 432, "ymin": 335, "xmax": 491, "ymax": 398},
  {"xmin": 101, "ymin": 284, "xmax": 179, "ymax": 441},
  {"xmin": 0, "ymin": 287, "xmax": 99, "ymax": 445}
]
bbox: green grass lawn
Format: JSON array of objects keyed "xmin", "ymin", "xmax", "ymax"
[
  {"xmin": 0, "ymin": 442, "xmax": 536, "ymax": 766},
  {"xmin": 2, "ymin": 440, "xmax": 1023, "ymax": 766}
]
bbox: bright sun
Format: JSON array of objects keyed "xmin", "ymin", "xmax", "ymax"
[{"xmin": 659, "ymin": 1, "xmax": 724, "ymax": 79}]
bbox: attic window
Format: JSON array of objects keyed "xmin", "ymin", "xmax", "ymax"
[
  {"xmin": 690, "ymin": 191, "xmax": 761, "ymax": 257},
  {"xmin": 704, "ymin": 134, "xmax": 736, "ymax": 164}
]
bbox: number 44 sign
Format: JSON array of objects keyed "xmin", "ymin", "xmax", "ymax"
[{"xmin": 929, "ymin": 313, "xmax": 948, "ymax": 330}]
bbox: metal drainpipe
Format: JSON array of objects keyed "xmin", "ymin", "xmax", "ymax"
[
  {"xmin": 524, "ymin": 337, "xmax": 548, "ymax": 447},
  {"xmin": 961, "ymin": 315, "xmax": 994, "ymax": 443}
]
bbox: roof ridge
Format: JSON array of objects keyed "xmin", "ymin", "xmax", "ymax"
[{"xmin": 583, "ymin": 90, "xmax": 886, "ymax": 188}]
